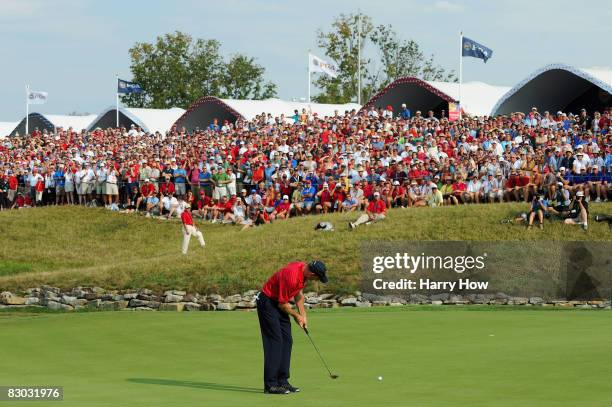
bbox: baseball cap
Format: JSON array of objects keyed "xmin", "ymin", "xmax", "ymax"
[
  {"xmin": 576, "ymin": 191, "xmax": 584, "ymax": 197},
  {"xmin": 283, "ymin": 195, "xmax": 289, "ymax": 200},
  {"xmin": 308, "ymin": 260, "xmax": 328, "ymax": 283}
]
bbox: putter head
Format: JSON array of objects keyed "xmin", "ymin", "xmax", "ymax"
[{"xmin": 330, "ymin": 374, "xmax": 339, "ymax": 379}]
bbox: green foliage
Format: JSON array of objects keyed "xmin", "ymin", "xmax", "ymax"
[
  {"xmin": 314, "ymin": 13, "xmax": 456, "ymax": 103},
  {"xmin": 121, "ymin": 31, "xmax": 276, "ymax": 108}
]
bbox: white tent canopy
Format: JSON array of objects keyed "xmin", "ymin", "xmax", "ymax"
[
  {"xmin": 10, "ymin": 113, "xmax": 97, "ymax": 136},
  {"xmin": 491, "ymin": 63, "xmax": 612, "ymax": 116},
  {"xmin": 427, "ymin": 81, "xmax": 510, "ymax": 117},
  {"xmin": 174, "ymin": 97, "xmax": 361, "ymax": 132},
  {"xmin": 87, "ymin": 107, "xmax": 185, "ymax": 134},
  {"xmin": 0, "ymin": 122, "xmax": 17, "ymax": 138},
  {"xmin": 362, "ymin": 77, "xmax": 509, "ymax": 117}
]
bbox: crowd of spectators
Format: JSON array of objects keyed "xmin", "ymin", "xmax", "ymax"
[{"xmin": 0, "ymin": 104, "xmax": 611, "ymax": 231}]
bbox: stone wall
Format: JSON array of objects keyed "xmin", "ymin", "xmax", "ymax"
[{"xmin": 0, "ymin": 287, "xmax": 610, "ymax": 312}]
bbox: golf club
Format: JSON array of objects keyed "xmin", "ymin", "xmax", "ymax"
[{"xmin": 303, "ymin": 327, "xmax": 339, "ymax": 379}]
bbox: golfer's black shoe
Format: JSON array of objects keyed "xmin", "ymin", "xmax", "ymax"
[
  {"xmin": 264, "ymin": 386, "xmax": 290, "ymax": 395},
  {"xmin": 280, "ymin": 383, "xmax": 301, "ymax": 393}
]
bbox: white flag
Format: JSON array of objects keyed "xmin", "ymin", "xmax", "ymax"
[
  {"xmin": 27, "ymin": 90, "xmax": 48, "ymax": 105},
  {"xmin": 309, "ymin": 53, "xmax": 339, "ymax": 78}
]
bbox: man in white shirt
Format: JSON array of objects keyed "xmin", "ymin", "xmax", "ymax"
[
  {"xmin": 572, "ymin": 151, "xmax": 590, "ymax": 173},
  {"xmin": 466, "ymin": 175, "xmax": 483, "ymax": 203}
]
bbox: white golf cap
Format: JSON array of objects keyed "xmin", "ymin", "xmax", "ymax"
[
  {"xmin": 576, "ymin": 191, "xmax": 584, "ymax": 197},
  {"xmin": 393, "ymin": 180, "xmax": 400, "ymax": 186},
  {"xmin": 283, "ymin": 195, "xmax": 289, "ymax": 200},
  {"xmin": 374, "ymin": 192, "xmax": 380, "ymax": 196}
]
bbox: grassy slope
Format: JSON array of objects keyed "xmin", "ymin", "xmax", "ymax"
[
  {"xmin": 1, "ymin": 307, "xmax": 611, "ymax": 407},
  {"xmin": 0, "ymin": 203, "xmax": 610, "ymax": 293}
]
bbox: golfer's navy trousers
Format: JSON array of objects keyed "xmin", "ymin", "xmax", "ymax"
[{"xmin": 256, "ymin": 292, "xmax": 293, "ymax": 389}]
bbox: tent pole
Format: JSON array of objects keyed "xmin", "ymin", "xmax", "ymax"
[
  {"xmin": 26, "ymin": 84, "xmax": 29, "ymax": 136},
  {"xmin": 459, "ymin": 31, "xmax": 463, "ymax": 120}
]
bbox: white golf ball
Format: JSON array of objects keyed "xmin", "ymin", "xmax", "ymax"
[{"xmin": 378, "ymin": 376, "xmax": 383, "ymax": 381}]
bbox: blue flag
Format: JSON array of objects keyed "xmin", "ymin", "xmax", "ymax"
[
  {"xmin": 462, "ymin": 37, "xmax": 493, "ymax": 63},
  {"xmin": 117, "ymin": 79, "xmax": 143, "ymax": 94}
]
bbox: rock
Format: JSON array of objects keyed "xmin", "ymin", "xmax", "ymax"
[
  {"xmin": 446, "ymin": 295, "xmax": 465, "ymax": 304},
  {"xmin": 208, "ymin": 294, "xmax": 223, "ymax": 302},
  {"xmin": 243, "ymin": 290, "xmax": 258, "ymax": 297},
  {"xmin": 237, "ymin": 300, "xmax": 256, "ymax": 309},
  {"xmin": 355, "ymin": 301, "xmax": 371, "ymax": 307},
  {"xmin": 41, "ymin": 285, "xmax": 61, "ymax": 294},
  {"xmin": 99, "ymin": 301, "xmax": 120, "ymax": 311},
  {"xmin": 510, "ymin": 297, "xmax": 528, "ymax": 305},
  {"xmin": 134, "ymin": 307, "xmax": 154, "ymax": 311},
  {"xmin": 321, "ymin": 300, "xmax": 339, "ymax": 308},
  {"xmin": 91, "ymin": 287, "xmax": 105, "ymax": 294},
  {"xmin": 556, "ymin": 302, "xmax": 574, "ymax": 308},
  {"xmin": 159, "ymin": 303, "xmax": 184, "ymax": 312},
  {"xmin": 183, "ymin": 294, "xmax": 197, "ymax": 303},
  {"xmin": 164, "ymin": 294, "xmax": 184, "ymax": 303},
  {"xmin": 372, "ymin": 301, "xmax": 388, "ymax": 307},
  {"xmin": 75, "ymin": 299, "xmax": 88, "ymax": 307},
  {"xmin": 306, "ymin": 297, "xmax": 321, "ymax": 304},
  {"xmin": 87, "ymin": 299, "xmax": 101, "ymax": 309},
  {"xmin": 318, "ymin": 293, "xmax": 335, "ymax": 300},
  {"xmin": 1, "ymin": 293, "xmax": 26, "ymax": 305},
  {"xmin": 116, "ymin": 300, "xmax": 129, "ymax": 310},
  {"xmin": 47, "ymin": 301, "xmax": 73, "ymax": 311},
  {"xmin": 138, "ymin": 288, "xmax": 152, "ymax": 295},
  {"xmin": 123, "ymin": 293, "xmax": 138, "ymax": 300},
  {"xmin": 172, "ymin": 290, "xmax": 186, "ymax": 296},
  {"xmin": 410, "ymin": 294, "xmax": 429, "ymax": 304},
  {"xmin": 183, "ymin": 302, "xmax": 202, "ymax": 311},
  {"xmin": 25, "ymin": 297, "xmax": 40, "ymax": 306},
  {"xmin": 25, "ymin": 288, "xmax": 40, "ymax": 295},
  {"xmin": 389, "ymin": 302, "xmax": 404, "ymax": 307},
  {"xmin": 529, "ymin": 297, "xmax": 544, "ymax": 305},
  {"xmin": 430, "ymin": 293, "xmax": 449, "ymax": 302},
  {"xmin": 588, "ymin": 300, "xmax": 604, "ymax": 306},
  {"xmin": 216, "ymin": 303, "xmax": 237, "ymax": 311},
  {"xmin": 83, "ymin": 293, "xmax": 99, "ymax": 300},
  {"xmin": 61, "ymin": 295, "xmax": 78, "ymax": 306},
  {"xmin": 129, "ymin": 299, "xmax": 160, "ymax": 309},
  {"xmin": 340, "ymin": 297, "xmax": 357, "ymax": 306},
  {"xmin": 432, "ymin": 300, "xmax": 443, "ymax": 305},
  {"xmin": 224, "ymin": 294, "xmax": 242, "ymax": 303},
  {"xmin": 200, "ymin": 303, "xmax": 216, "ymax": 311}
]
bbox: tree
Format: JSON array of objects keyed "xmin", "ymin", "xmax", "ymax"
[
  {"xmin": 121, "ymin": 31, "xmax": 276, "ymax": 108},
  {"xmin": 314, "ymin": 13, "xmax": 373, "ymax": 104},
  {"xmin": 314, "ymin": 13, "xmax": 456, "ymax": 104},
  {"xmin": 220, "ymin": 54, "xmax": 277, "ymax": 100}
]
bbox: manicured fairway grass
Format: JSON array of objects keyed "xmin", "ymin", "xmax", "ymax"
[{"xmin": 2, "ymin": 307, "xmax": 611, "ymax": 407}]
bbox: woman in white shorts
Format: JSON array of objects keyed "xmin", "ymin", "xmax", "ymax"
[{"xmin": 64, "ymin": 171, "xmax": 75, "ymax": 205}]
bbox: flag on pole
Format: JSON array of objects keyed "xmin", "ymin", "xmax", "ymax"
[
  {"xmin": 117, "ymin": 78, "xmax": 143, "ymax": 94},
  {"xmin": 308, "ymin": 53, "xmax": 339, "ymax": 78},
  {"xmin": 27, "ymin": 90, "xmax": 48, "ymax": 104},
  {"xmin": 462, "ymin": 36, "xmax": 493, "ymax": 63}
]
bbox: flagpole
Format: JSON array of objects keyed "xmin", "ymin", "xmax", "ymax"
[
  {"xmin": 459, "ymin": 31, "xmax": 463, "ymax": 120},
  {"xmin": 357, "ymin": 11, "xmax": 362, "ymax": 105},
  {"xmin": 25, "ymin": 84, "xmax": 29, "ymax": 136},
  {"xmin": 307, "ymin": 51, "xmax": 311, "ymax": 104},
  {"xmin": 115, "ymin": 74, "xmax": 119, "ymax": 128}
]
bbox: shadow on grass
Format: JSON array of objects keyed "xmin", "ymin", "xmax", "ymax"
[{"xmin": 127, "ymin": 378, "xmax": 261, "ymax": 394}]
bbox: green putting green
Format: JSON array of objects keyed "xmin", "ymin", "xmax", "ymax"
[{"xmin": 2, "ymin": 307, "xmax": 611, "ymax": 407}]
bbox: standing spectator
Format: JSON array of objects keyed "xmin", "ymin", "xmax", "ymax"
[{"xmin": 181, "ymin": 207, "xmax": 206, "ymax": 254}]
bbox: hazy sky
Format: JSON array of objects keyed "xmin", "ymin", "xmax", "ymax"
[{"xmin": 2, "ymin": 0, "xmax": 610, "ymax": 121}]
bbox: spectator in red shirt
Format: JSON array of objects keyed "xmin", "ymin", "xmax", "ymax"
[
  {"xmin": 349, "ymin": 191, "xmax": 387, "ymax": 229},
  {"xmin": 315, "ymin": 183, "xmax": 332, "ymax": 213},
  {"xmin": 256, "ymin": 260, "xmax": 328, "ymax": 394},
  {"xmin": 274, "ymin": 195, "xmax": 291, "ymax": 219},
  {"xmin": 180, "ymin": 207, "xmax": 205, "ymax": 254}
]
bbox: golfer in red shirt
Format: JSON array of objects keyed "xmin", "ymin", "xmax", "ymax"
[
  {"xmin": 256, "ymin": 260, "xmax": 328, "ymax": 394},
  {"xmin": 180, "ymin": 207, "xmax": 205, "ymax": 254}
]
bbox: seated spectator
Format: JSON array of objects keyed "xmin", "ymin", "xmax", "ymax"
[{"xmin": 349, "ymin": 191, "xmax": 386, "ymax": 229}]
